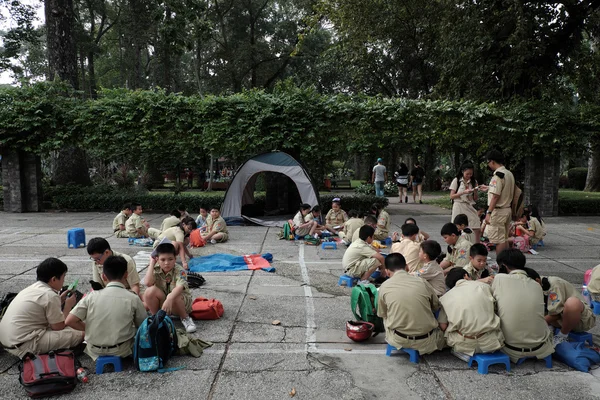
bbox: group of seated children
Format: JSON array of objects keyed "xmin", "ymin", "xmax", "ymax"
[
  {"xmin": 509, "ymin": 205, "xmax": 547, "ymax": 249},
  {"xmin": 0, "ymin": 241, "xmax": 197, "ymax": 362},
  {"xmin": 377, "ymin": 249, "xmax": 596, "ymax": 362}
]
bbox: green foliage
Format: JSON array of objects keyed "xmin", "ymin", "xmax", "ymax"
[
  {"xmin": 567, "ymin": 167, "xmax": 589, "ymax": 191},
  {"xmin": 354, "ymin": 182, "xmax": 397, "ymax": 196},
  {"xmin": 319, "ymin": 194, "xmax": 388, "ymax": 215}
]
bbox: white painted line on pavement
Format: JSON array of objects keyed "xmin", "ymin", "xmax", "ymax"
[
  {"xmin": 299, "ymin": 244, "xmax": 317, "ymax": 351},
  {"xmin": 280, "ymin": 260, "xmax": 341, "ymax": 265}
]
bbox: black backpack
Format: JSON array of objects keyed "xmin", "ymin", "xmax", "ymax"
[{"xmin": 133, "ymin": 310, "xmax": 178, "ymax": 372}]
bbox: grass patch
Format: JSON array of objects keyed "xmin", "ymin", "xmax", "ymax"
[
  {"xmin": 423, "ymin": 195, "xmax": 452, "ymax": 210},
  {"xmin": 558, "ymin": 189, "xmax": 600, "ymax": 200}
]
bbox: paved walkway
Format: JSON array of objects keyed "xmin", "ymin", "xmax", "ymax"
[{"xmin": 0, "ymin": 207, "xmax": 599, "ymax": 399}]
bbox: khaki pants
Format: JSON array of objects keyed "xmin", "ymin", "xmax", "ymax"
[
  {"xmin": 386, "ymin": 328, "xmax": 446, "ymax": 355},
  {"xmin": 115, "ymin": 230, "xmax": 129, "ymax": 238},
  {"xmin": 487, "ymin": 208, "xmax": 512, "ymax": 244},
  {"xmin": 346, "ymin": 258, "xmax": 380, "ymax": 278},
  {"xmin": 446, "ymin": 329, "xmax": 505, "ymax": 356},
  {"xmin": 7, "ymin": 328, "xmax": 83, "ymax": 359}
]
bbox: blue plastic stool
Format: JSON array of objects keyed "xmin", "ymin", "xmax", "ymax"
[
  {"xmin": 532, "ymin": 239, "xmax": 545, "ymax": 250},
  {"xmin": 385, "ymin": 344, "xmax": 419, "ymax": 363},
  {"xmin": 338, "ymin": 274, "xmax": 358, "ymax": 288},
  {"xmin": 322, "ymin": 242, "xmax": 337, "ymax": 250},
  {"xmin": 384, "ymin": 237, "xmax": 393, "ymax": 246},
  {"xmin": 567, "ymin": 331, "xmax": 594, "ymax": 346},
  {"xmin": 468, "ymin": 352, "xmax": 511, "ymax": 374},
  {"xmin": 516, "ymin": 354, "xmax": 552, "ymax": 368},
  {"xmin": 67, "ymin": 228, "xmax": 86, "ymax": 248},
  {"xmin": 591, "ymin": 301, "xmax": 600, "ymax": 315},
  {"xmin": 371, "ymin": 270, "xmax": 381, "ymax": 279},
  {"xmin": 95, "ymin": 355, "xmax": 123, "ymax": 374}
]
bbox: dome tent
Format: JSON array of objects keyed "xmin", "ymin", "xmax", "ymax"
[{"xmin": 221, "ymin": 152, "xmax": 319, "ymax": 227}]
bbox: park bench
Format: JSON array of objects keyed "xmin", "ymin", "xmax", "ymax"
[{"xmin": 332, "ymin": 179, "xmax": 352, "ymax": 189}]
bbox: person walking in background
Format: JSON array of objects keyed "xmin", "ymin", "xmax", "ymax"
[
  {"xmin": 372, "ymin": 158, "xmax": 387, "ymax": 197},
  {"xmin": 410, "ymin": 161, "xmax": 426, "ymax": 204},
  {"xmin": 394, "ymin": 162, "xmax": 410, "ymax": 203}
]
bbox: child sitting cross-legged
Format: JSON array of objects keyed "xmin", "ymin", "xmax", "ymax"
[
  {"xmin": 412, "ymin": 240, "xmax": 446, "ymax": 297},
  {"xmin": 66, "ymin": 255, "xmax": 147, "ymax": 360},
  {"xmin": 144, "ymin": 243, "xmax": 197, "ymax": 333}
]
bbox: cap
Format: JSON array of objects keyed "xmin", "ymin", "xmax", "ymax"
[
  {"xmin": 377, "ymin": 158, "xmax": 383, "ymax": 162},
  {"xmin": 332, "ymin": 197, "xmax": 341, "ymax": 203}
]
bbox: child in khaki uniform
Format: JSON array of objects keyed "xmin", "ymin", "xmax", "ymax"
[
  {"xmin": 342, "ymin": 225, "xmax": 386, "ymax": 282},
  {"xmin": 202, "ymin": 208, "xmax": 229, "ymax": 243},
  {"xmin": 160, "ymin": 210, "xmax": 182, "ymax": 232},
  {"xmin": 413, "ymin": 240, "xmax": 446, "ymax": 297},
  {"xmin": 524, "ymin": 268, "xmax": 596, "ymax": 346},
  {"xmin": 391, "ymin": 224, "xmax": 423, "ymax": 273},
  {"xmin": 126, "ymin": 203, "xmax": 161, "ymax": 239},
  {"xmin": 87, "ymin": 237, "xmax": 141, "ymax": 296},
  {"xmin": 587, "ymin": 264, "xmax": 600, "ymax": 302},
  {"xmin": 66, "ymin": 256, "xmax": 147, "ymax": 360},
  {"xmin": 144, "ymin": 243, "xmax": 196, "ymax": 333},
  {"xmin": 113, "ymin": 204, "xmax": 132, "ymax": 238},
  {"xmin": 325, "ymin": 198, "xmax": 348, "ymax": 234},
  {"xmin": 463, "ymin": 244, "xmax": 495, "ymax": 284},
  {"xmin": 439, "ymin": 223, "xmax": 472, "ymax": 274},
  {"xmin": 371, "ymin": 203, "xmax": 390, "ymax": 241},
  {"xmin": 339, "ymin": 210, "xmax": 363, "ymax": 245}
]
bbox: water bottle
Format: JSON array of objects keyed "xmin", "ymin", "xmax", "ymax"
[
  {"xmin": 76, "ymin": 367, "xmax": 89, "ymax": 383},
  {"xmin": 582, "ymin": 285, "xmax": 592, "ymax": 305}
]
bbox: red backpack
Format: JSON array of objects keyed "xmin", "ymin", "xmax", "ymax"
[
  {"xmin": 190, "ymin": 297, "xmax": 224, "ymax": 320},
  {"xmin": 19, "ymin": 351, "xmax": 78, "ymax": 398},
  {"xmin": 189, "ymin": 229, "xmax": 206, "ymax": 248}
]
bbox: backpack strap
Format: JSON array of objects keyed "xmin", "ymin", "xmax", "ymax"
[
  {"xmin": 364, "ymin": 284, "xmax": 380, "ymax": 313},
  {"xmin": 350, "ymin": 287, "xmax": 362, "ymax": 321}
]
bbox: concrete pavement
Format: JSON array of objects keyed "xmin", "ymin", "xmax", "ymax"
[{"xmin": 0, "ymin": 204, "xmax": 600, "ymax": 399}]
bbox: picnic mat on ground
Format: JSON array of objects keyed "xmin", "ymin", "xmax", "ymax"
[{"xmin": 188, "ymin": 253, "xmax": 275, "ymax": 273}]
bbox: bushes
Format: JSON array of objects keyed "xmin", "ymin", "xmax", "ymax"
[
  {"xmin": 567, "ymin": 167, "xmax": 588, "ymax": 190},
  {"xmin": 320, "ymin": 194, "xmax": 389, "ymax": 215},
  {"xmin": 354, "ymin": 182, "xmax": 397, "ymax": 196}
]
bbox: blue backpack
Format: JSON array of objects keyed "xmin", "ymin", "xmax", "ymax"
[{"xmin": 133, "ymin": 310, "xmax": 178, "ymax": 372}]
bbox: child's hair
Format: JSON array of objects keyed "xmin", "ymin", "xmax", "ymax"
[
  {"xmin": 181, "ymin": 217, "xmax": 197, "ymax": 234},
  {"xmin": 156, "ymin": 243, "xmax": 177, "ymax": 256},
  {"xmin": 440, "ymin": 222, "xmax": 460, "ymax": 236},
  {"xmin": 530, "ymin": 205, "xmax": 544, "ymax": 224},
  {"xmin": 122, "ymin": 203, "xmax": 132, "ymax": 211},
  {"xmin": 453, "ymin": 214, "xmax": 469, "ymax": 227},
  {"xmin": 300, "ymin": 203, "xmax": 311, "ymax": 211},
  {"xmin": 311, "ymin": 205, "xmax": 321, "ymax": 213},
  {"xmin": 456, "ymin": 161, "xmax": 475, "ymax": 180},
  {"xmin": 420, "ymin": 240, "xmax": 442, "ymax": 261},
  {"xmin": 131, "ymin": 202, "xmax": 142, "ymax": 211},
  {"xmin": 445, "ymin": 268, "xmax": 468, "ymax": 289},
  {"xmin": 359, "ymin": 225, "xmax": 375, "ymax": 241},
  {"xmin": 211, "ymin": 207, "xmax": 220, "ymax": 212},
  {"xmin": 103, "ymin": 255, "xmax": 128, "ymax": 280},
  {"xmin": 469, "ymin": 243, "xmax": 488, "ymax": 258},
  {"xmin": 404, "ymin": 217, "xmax": 417, "ymax": 225},
  {"xmin": 37, "ymin": 258, "xmax": 68, "ymax": 283},
  {"xmin": 347, "ymin": 209, "xmax": 357, "ymax": 218},
  {"xmin": 524, "ymin": 267, "xmax": 540, "ymax": 281},
  {"xmin": 170, "ymin": 209, "xmax": 182, "ymax": 218},
  {"xmin": 385, "ymin": 253, "xmax": 407, "ymax": 271},
  {"xmin": 486, "ymin": 149, "xmax": 505, "ymax": 165},
  {"xmin": 87, "ymin": 237, "xmax": 111, "ymax": 255},
  {"xmin": 178, "ymin": 204, "xmax": 187, "ymax": 212},
  {"xmin": 199, "ymin": 205, "xmax": 207, "ymax": 212},
  {"xmin": 401, "ymin": 223, "xmax": 419, "ymax": 237},
  {"xmin": 370, "ymin": 204, "xmax": 380, "ymax": 216},
  {"xmin": 496, "ymin": 249, "xmax": 526, "ymax": 270},
  {"xmin": 364, "ymin": 215, "xmax": 377, "ymax": 226}
]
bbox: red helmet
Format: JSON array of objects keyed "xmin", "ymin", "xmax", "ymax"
[{"xmin": 346, "ymin": 321, "xmax": 375, "ymax": 342}]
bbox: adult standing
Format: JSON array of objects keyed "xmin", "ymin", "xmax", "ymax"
[
  {"xmin": 479, "ymin": 150, "xmax": 514, "ymax": 255},
  {"xmin": 394, "ymin": 162, "xmax": 410, "ymax": 203},
  {"xmin": 449, "ymin": 162, "xmax": 481, "ymax": 243},
  {"xmin": 410, "ymin": 161, "xmax": 426, "ymax": 204},
  {"xmin": 372, "ymin": 158, "xmax": 387, "ymax": 197}
]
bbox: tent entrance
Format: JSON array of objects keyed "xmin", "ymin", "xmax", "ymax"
[{"xmin": 241, "ymin": 172, "xmax": 302, "ymax": 218}]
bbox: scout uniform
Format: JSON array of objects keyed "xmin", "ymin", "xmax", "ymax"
[
  {"xmin": 486, "ymin": 166, "xmax": 515, "ymax": 244},
  {"xmin": 293, "ymin": 212, "xmax": 311, "ymax": 236},
  {"xmin": 342, "ymin": 238, "xmax": 380, "ymax": 278},
  {"xmin": 0, "ymin": 281, "xmax": 83, "ymax": 358},
  {"xmin": 587, "ymin": 264, "xmax": 600, "ymax": 302},
  {"xmin": 391, "ymin": 239, "xmax": 422, "ymax": 273},
  {"xmin": 491, "ymin": 270, "xmax": 554, "ymax": 362},
  {"xmin": 377, "ymin": 270, "xmax": 445, "ymax": 354},
  {"xmin": 113, "ymin": 211, "xmax": 129, "ymax": 238},
  {"xmin": 155, "ymin": 226, "xmax": 185, "ymax": 247},
  {"xmin": 153, "ymin": 264, "xmax": 193, "ymax": 313},
  {"xmin": 202, "ymin": 215, "xmax": 229, "ymax": 242},
  {"xmin": 92, "ymin": 251, "xmax": 141, "ymax": 290},
  {"xmin": 374, "ymin": 209, "xmax": 390, "ymax": 241},
  {"xmin": 340, "ymin": 217, "xmax": 364, "ymax": 242},
  {"xmin": 463, "ymin": 262, "xmax": 495, "ymax": 282},
  {"xmin": 325, "ymin": 209, "xmax": 348, "ymax": 228},
  {"xmin": 544, "ymin": 276, "xmax": 596, "ymax": 332},
  {"xmin": 126, "ymin": 213, "xmax": 160, "ymax": 239},
  {"xmin": 528, "ymin": 217, "xmax": 546, "ymax": 246},
  {"xmin": 412, "ymin": 261, "xmax": 446, "ymax": 297},
  {"xmin": 438, "ymin": 280, "xmax": 504, "ymax": 355},
  {"xmin": 443, "ymin": 235, "xmax": 472, "ymax": 269},
  {"xmin": 70, "ymin": 281, "xmax": 147, "ymax": 360},
  {"xmin": 450, "ymin": 177, "xmax": 479, "ymax": 229},
  {"xmin": 460, "ymin": 229, "xmax": 475, "ymax": 244},
  {"xmin": 160, "ymin": 215, "xmax": 181, "ymax": 232}
]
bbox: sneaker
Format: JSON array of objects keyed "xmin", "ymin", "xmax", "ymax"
[
  {"xmin": 341, "ymin": 239, "xmax": 349, "ymax": 246},
  {"xmin": 210, "ymin": 239, "xmax": 217, "ymax": 244},
  {"xmin": 405, "ymin": 196, "xmax": 408, "ymax": 203},
  {"xmin": 182, "ymin": 316, "xmax": 197, "ymax": 333},
  {"xmin": 419, "ymin": 200, "xmax": 423, "ymax": 204},
  {"xmin": 553, "ymin": 333, "xmax": 568, "ymax": 346}
]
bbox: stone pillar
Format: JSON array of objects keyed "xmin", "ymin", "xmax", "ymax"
[
  {"xmin": 523, "ymin": 153, "xmax": 559, "ymax": 217},
  {"xmin": 2, "ymin": 150, "xmax": 43, "ymax": 212}
]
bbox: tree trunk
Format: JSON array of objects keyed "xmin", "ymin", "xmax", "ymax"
[
  {"xmin": 585, "ymin": 136, "xmax": 600, "ymax": 192},
  {"xmin": 524, "ymin": 153, "xmax": 560, "ymax": 217},
  {"xmin": 87, "ymin": 51, "xmax": 97, "ymax": 98},
  {"xmin": 45, "ymin": 0, "xmax": 79, "ymax": 89},
  {"xmin": 52, "ymin": 147, "xmax": 92, "ymax": 185},
  {"xmin": 2, "ymin": 150, "xmax": 43, "ymax": 212}
]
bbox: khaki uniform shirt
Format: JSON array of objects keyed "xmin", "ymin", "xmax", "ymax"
[
  {"xmin": 0, "ymin": 281, "xmax": 63, "ymax": 346},
  {"xmin": 545, "ymin": 276, "xmax": 586, "ymax": 315},
  {"xmin": 491, "ymin": 270, "xmax": 553, "ymax": 361},
  {"xmin": 204, "ymin": 216, "xmax": 228, "ymax": 235},
  {"xmin": 343, "ymin": 218, "xmax": 364, "ymax": 243},
  {"xmin": 112, "ymin": 211, "xmax": 128, "ymax": 232},
  {"xmin": 152, "ymin": 264, "xmax": 191, "ymax": 298},
  {"xmin": 293, "ymin": 212, "xmax": 305, "ymax": 228},
  {"xmin": 463, "ymin": 262, "xmax": 495, "ymax": 281},
  {"xmin": 158, "ymin": 226, "xmax": 185, "ymax": 243},
  {"xmin": 70, "ymin": 282, "xmax": 146, "ymax": 360},
  {"xmin": 92, "ymin": 251, "xmax": 140, "ymax": 290},
  {"xmin": 412, "ymin": 261, "xmax": 446, "ymax": 296},
  {"xmin": 449, "ymin": 177, "xmax": 476, "ymax": 204},
  {"xmin": 391, "ymin": 239, "xmax": 422, "ymax": 273},
  {"xmin": 438, "ymin": 280, "xmax": 503, "ymax": 355},
  {"xmin": 325, "ymin": 209, "xmax": 348, "ymax": 227},
  {"xmin": 125, "ymin": 213, "xmax": 144, "ymax": 236},
  {"xmin": 487, "ymin": 166, "xmax": 515, "ymax": 209},
  {"xmin": 342, "ymin": 239, "xmax": 377, "ymax": 271},
  {"xmin": 528, "ymin": 218, "xmax": 546, "ymax": 241},
  {"xmin": 304, "ymin": 212, "xmax": 323, "ymax": 225},
  {"xmin": 160, "ymin": 216, "xmax": 181, "ymax": 232},
  {"xmin": 376, "ymin": 210, "xmax": 391, "ymax": 236},
  {"xmin": 588, "ymin": 264, "xmax": 600, "ymax": 295},
  {"xmin": 443, "ymin": 236, "xmax": 471, "ymax": 268}
]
